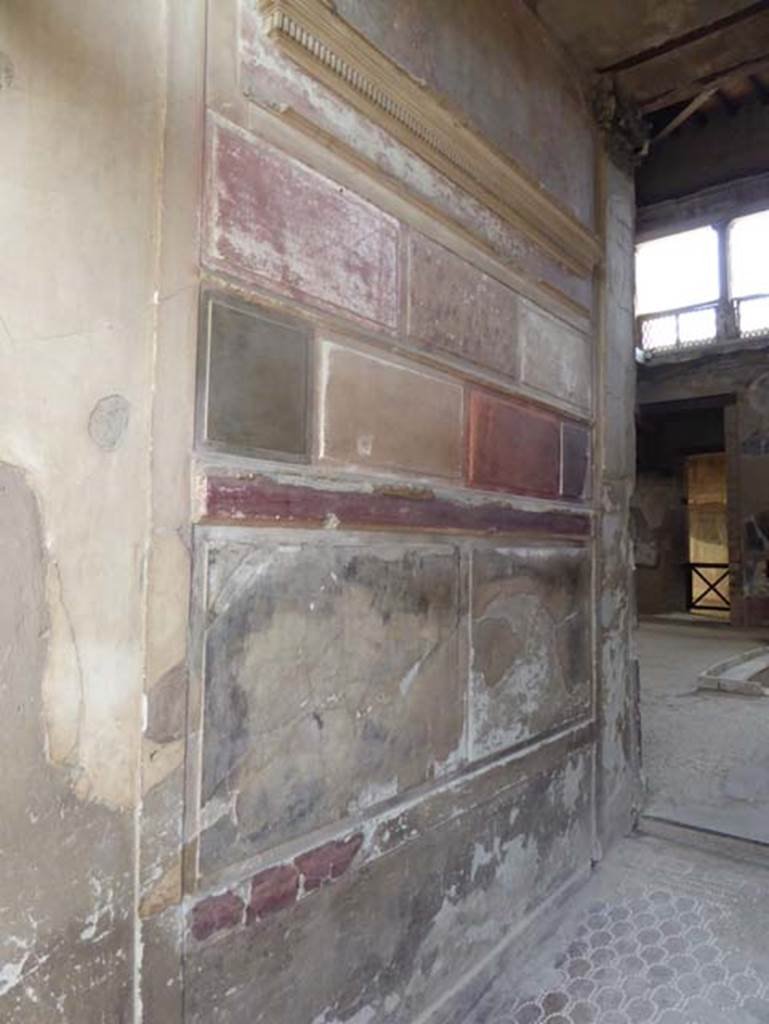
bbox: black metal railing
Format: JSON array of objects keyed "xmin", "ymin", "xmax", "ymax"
[{"xmin": 686, "ymin": 562, "xmax": 730, "ymax": 611}]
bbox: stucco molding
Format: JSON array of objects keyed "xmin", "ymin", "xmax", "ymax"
[{"xmin": 256, "ymin": 0, "xmax": 602, "ymax": 278}]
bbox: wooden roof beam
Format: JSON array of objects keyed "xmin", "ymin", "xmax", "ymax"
[{"xmin": 651, "ymin": 87, "xmax": 718, "ymax": 143}]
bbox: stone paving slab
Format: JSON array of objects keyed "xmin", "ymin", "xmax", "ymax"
[
  {"xmin": 639, "ymin": 620, "xmax": 769, "ymax": 844},
  {"xmin": 464, "ymin": 834, "xmax": 769, "ymax": 1024}
]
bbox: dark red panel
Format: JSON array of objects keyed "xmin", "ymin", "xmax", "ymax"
[{"xmin": 468, "ymin": 390, "xmax": 560, "ymax": 498}]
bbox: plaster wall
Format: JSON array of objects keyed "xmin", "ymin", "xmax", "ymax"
[
  {"xmin": 179, "ymin": 4, "xmax": 638, "ymax": 1023},
  {"xmin": 0, "ymin": 1, "xmax": 638, "ymax": 1021},
  {"xmin": 0, "ymin": 1, "xmax": 167, "ymax": 1018}
]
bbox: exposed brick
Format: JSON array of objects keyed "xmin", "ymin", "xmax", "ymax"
[
  {"xmin": 247, "ymin": 864, "xmax": 299, "ymax": 924},
  {"xmin": 519, "ymin": 301, "xmax": 592, "ymax": 413},
  {"xmin": 205, "ymin": 119, "xmax": 399, "ymax": 327},
  {"xmin": 200, "ymin": 474, "xmax": 592, "ymax": 537},
  {"xmin": 561, "ymin": 421, "xmax": 592, "ymax": 501},
  {"xmin": 468, "ymin": 390, "xmax": 560, "ymax": 498},
  {"xmin": 295, "ymin": 834, "xmax": 364, "ymax": 892},
  {"xmin": 190, "ymin": 891, "xmax": 244, "ymax": 941},
  {"xmin": 407, "ymin": 233, "xmax": 519, "ymax": 378},
  {"xmin": 319, "ymin": 342, "xmax": 463, "ymax": 479}
]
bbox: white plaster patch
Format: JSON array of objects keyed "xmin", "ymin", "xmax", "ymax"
[
  {"xmin": 0, "ymin": 955, "xmax": 28, "ymax": 997},
  {"xmin": 356, "ymin": 433, "xmax": 374, "ymax": 458},
  {"xmin": 312, "ymin": 1005, "xmax": 378, "ymax": 1024}
]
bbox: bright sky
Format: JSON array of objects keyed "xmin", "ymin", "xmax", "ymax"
[
  {"xmin": 636, "ymin": 226, "xmax": 718, "ymax": 315},
  {"xmin": 729, "ymin": 210, "xmax": 769, "ymax": 298},
  {"xmin": 635, "ymin": 210, "xmax": 769, "ymax": 316}
]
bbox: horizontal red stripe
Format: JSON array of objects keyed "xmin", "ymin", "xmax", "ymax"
[{"xmin": 201, "ymin": 475, "xmax": 591, "ymax": 538}]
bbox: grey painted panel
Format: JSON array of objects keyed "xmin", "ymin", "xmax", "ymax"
[
  {"xmin": 198, "ymin": 535, "xmax": 466, "ymax": 873},
  {"xmin": 197, "ymin": 291, "xmax": 311, "ymax": 459},
  {"xmin": 470, "ymin": 545, "xmax": 592, "ymax": 759}
]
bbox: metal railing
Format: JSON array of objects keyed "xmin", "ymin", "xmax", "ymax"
[
  {"xmin": 687, "ymin": 562, "xmax": 730, "ymax": 612},
  {"xmin": 733, "ymin": 293, "xmax": 769, "ymax": 339},
  {"xmin": 637, "ymin": 293, "xmax": 769, "ymax": 353}
]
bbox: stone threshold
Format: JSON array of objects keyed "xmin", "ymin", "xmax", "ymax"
[{"xmin": 638, "ymin": 815, "xmax": 769, "ymax": 870}]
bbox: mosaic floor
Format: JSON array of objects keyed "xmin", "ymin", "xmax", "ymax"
[{"xmin": 466, "ymin": 834, "xmax": 769, "ymax": 1024}]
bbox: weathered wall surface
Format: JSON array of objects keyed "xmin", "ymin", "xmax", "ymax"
[
  {"xmin": 638, "ymin": 346, "xmax": 769, "ymax": 626},
  {"xmin": 0, "ymin": 2, "xmax": 166, "ymax": 1018},
  {"xmin": 176, "ymin": 3, "xmax": 637, "ymax": 1022},
  {"xmin": 332, "ymin": 0, "xmax": 596, "ymax": 229},
  {"xmin": 593, "ymin": 159, "xmax": 641, "ymax": 853},
  {"xmin": 633, "ymin": 471, "xmax": 688, "ymax": 615},
  {"xmin": 0, "ymin": 1, "xmax": 638, "ymax": 1020}
]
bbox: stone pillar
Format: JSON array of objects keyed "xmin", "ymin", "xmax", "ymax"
[{"xmin": 594, "ymin": 154, "xmax": 643, "ymax": 853}]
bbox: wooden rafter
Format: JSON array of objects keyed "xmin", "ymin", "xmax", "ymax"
[{"xmin": 652, "ymin": 87, "xmax": 718, "ymax": 143}]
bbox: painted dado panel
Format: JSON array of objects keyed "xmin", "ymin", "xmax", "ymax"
[
  {"xmin": 519, "ymin": 301, "xmax": 593, "ymax": 414},
  {"xmin": 197, "ymin": 533, "xmax": 466, "ymax": 874},
  {"xmin": 195, "ymin": 288, "xmax": 592, "ymax": 503},
  {"xmin": 196, "ymin": 291, "xmax": 312, "ymax": 459},
  {"xmin": 469, "ymin": 545, "xmax": 592, "ymax": 760},
  {"xmin": 468, "ymin": 390, "xmax": 562, "ymax": 498},
  {"xmin": 318, "ymin": 340, "xmax": 464, "ymax": 480},
  {"xmin": 186, "ymin": 739, "xmax": 593, "ymax": 1024},
  {"xmin": 407, "ymin": 232, "xmax": 519, "ymax": 380},
  {"xmin": 204, "ymin": 118, "xmax": 400, "ymax": 328}
]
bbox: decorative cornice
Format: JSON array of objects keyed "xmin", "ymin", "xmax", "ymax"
[{"xmin": 256, "ymin": 0, "xmax": 602, "ymax": 278}]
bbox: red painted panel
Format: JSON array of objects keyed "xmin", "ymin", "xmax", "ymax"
[
  {"xmin": 294, "ymin": 834, "xmax": 363, "ymax": 892},
  {"xmin": 200, "ymin": 474, "xmax": 590, "ymax": 538},
  {"xmin": 247, "ymin": 865, "xmax": 299, "ymax": 924},
  {"xmin": 468, "ymin": 391, "xmax": 560, "ymax": 498},
  {"xmin": 205, "ymin": 119, "xmax": 399, "ymax": 328},
  {"xmin": 190, "ymin": 892, "xmax": 244, "ymax": 941}
]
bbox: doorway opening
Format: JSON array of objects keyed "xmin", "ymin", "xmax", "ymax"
[
  {"xmin": 634, "ymin": 395, "xmax": 769, "ymax": 847},
  {"xmin": 685, "ymin": 452, "xmax": 730, "ymax": 617}
]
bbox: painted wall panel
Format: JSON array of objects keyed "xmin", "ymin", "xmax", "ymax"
[
  {"xmin": 205, "ymin": 119, "xmax": 400, "ymax": 328},
  {"xmin": 197, "ymin": 534, "xmax": 466, "ymax": 874}
]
